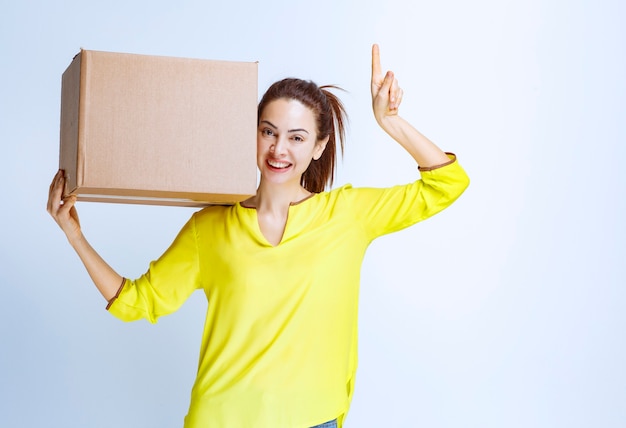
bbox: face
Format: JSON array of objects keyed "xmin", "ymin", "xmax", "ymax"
[{"xmin": 257, "ymin": 98, "xmax": 328, "ymax": 187}]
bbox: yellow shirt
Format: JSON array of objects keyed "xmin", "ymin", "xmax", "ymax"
[{"xmin": 108, "ymin": 154, "xmax": 469, "ymax": 427}]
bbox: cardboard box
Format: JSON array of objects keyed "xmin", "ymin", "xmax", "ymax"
[{"xmin": 59, "ymin": 49, "xmax": 258, "ymax": 207}]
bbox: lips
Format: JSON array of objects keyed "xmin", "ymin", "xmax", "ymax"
[{"xmin": 267, "ymin": 159, "xmax": 292, "ymax": 170}]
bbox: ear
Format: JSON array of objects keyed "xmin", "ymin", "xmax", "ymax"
[{"xmin": 313, "ymin": 136, "xmax": 330, "ymax": 160}]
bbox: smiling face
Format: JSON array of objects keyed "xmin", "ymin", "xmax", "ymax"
[{"xmin": 257, "ymin": 98, "xmax": 328, "ymax": 188}]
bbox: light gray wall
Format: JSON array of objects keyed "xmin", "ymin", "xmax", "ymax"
[{"xmin": 1, "ymin": 0, "xmax": 624, "ymax": 426}]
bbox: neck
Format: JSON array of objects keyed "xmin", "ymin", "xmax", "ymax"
[{"xmin": 248, "ymin": 179, "xmax": 311, "ymax": 213}]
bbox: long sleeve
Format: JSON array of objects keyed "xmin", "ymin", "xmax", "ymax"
[
  {"xmin": 107, "ymin": 214, "xmax": 203, "ymax": 323},
  {"xmin": 342, "ymin": 153, "xmax": 469, "ymax": 240}
]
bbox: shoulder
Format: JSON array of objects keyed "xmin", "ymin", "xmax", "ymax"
[
  {"xmin": 311, "ymin": 183, "xmax": 356, "ymax": 207},
  {"xmin": 326, "ymin": 183, "xmax": 354, "ymax": 198},
  {"xmin": 311, "ymin": 183, "xmax": 392, "ymax": 215},
  {"xmin": 192, "ymin": 204, "xmax": 236, "ymax": 223}
]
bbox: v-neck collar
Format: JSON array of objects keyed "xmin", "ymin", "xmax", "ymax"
[
  {"xmin": 237, "ymin": 192, "xmax": 320, "ymax": 247},
  {"xmin": 238, "ymin": 191, "xmax": 317, "ymax": 210}
]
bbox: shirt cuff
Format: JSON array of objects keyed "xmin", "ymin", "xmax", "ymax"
[
  {"xmin": 418, "ymin": 152, "xmax": 457, "ymax": 171},
  {"xmin": 106, "ymin": 277, "xmax": 127, "ymax": 311}
]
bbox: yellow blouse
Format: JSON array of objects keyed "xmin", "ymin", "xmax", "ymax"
[{"xmin": 108, "ymin": 154, "xmax": 469, "ymax": 427}]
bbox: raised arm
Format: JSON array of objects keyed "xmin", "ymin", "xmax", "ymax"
[
  {"xmin": 370, "ymin": 44, "xmax": 451, "ymax": 168},
  {"xmin": 47, "ymin": 170, "xmax": 124, "ymax": 301}
]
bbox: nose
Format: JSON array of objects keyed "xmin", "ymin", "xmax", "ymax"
[{"xmin": 271, "ymin": 135, "xmax": 288, "ymax": 156}]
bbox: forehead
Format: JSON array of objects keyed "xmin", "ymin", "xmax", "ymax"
[{"xmin": 260, "ymin": 98, "xmax": 316, "ymax": 129}]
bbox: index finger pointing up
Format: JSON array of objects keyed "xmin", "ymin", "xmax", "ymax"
[{"xmin": 371, "ymin": 43, "xmax": 382, "ymax": 80}]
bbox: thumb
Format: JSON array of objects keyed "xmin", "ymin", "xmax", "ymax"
[{"xmin": 374, "ymin": 71, "xmax": 394, "ymax": 105}]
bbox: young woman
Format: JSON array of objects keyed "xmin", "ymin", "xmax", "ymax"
[{"xmin": 47, "ymin": 44, "xmax": 469, "ymax": 428}]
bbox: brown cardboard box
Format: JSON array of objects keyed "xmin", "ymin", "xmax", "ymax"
[{"xmin": 59, "ymin": 49, "xmax": 258, "ymax": 207}]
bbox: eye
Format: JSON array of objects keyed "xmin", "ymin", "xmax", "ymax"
[
  {"xmin": 292, "ymin": 135, "xmax": 304, "ymax": 143},
  {"xmin": 262, "ymin": 128, "xmax": 275, "ymax": 137}
]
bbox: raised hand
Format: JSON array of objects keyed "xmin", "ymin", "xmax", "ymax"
[
  {"xmin": 47, "ymin": 170, "xmax": 82, "ymax": 242},
  {"xmin": 47, "ymin": 169, "xmax": 124, "ymax": 300},
  {"xmin": 369, "ymin": 43, "xmax": 450, "ymax": 167},
  {"xmin": 370, "ymin": 44, "xmax": 403, "ymax": 124}
]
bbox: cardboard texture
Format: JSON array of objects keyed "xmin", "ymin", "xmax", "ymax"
[{"xmin": 59, "ymin": 49, "xmax": 258, "ymax": 207}]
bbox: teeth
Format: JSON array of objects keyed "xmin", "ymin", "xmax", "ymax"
[{"xmin": 268, "ymin": 160, "xmax": 290, "ymax": 168}]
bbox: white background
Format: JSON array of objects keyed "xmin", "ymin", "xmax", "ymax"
[{"xmin": 1, "ymin": 0, "xmax": 624, "ymax": 427}]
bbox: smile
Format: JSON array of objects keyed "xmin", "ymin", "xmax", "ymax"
[{"xmin": 267, "ymin": 159, "xmax": 292, "ymax": 169}]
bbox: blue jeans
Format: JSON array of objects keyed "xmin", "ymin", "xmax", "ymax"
[{"xmin": 311, "ymin": 419, "xmax": 337, "ymax": 428}]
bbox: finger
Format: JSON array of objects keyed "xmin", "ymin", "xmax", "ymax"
[
  {"xmin": 373, "ymin": 71, "xmax": 395, "ymax": 114},
  {"xmin": 47, "ymin": 171, "xmax": 61, "ymax": 213},
  {"xmin": 395, "ymin": 88, "xmax": 404, "ymax": 109},
  {"xmin": 49, "ymin": 169, "xmax": 62, "ymax": 193},
  {"xmin": 59, "ymin": 194, "xmax": 77, "ymax": 216},
  {"xmin": 380, "ymin": 71, "xmax": 394, "ymax": 98},
  {"xmin": 53, "ymin": 196, "xmax": 80, "ymax": 235},
  {"xmin": 47, "ymin": 170, "xmax": 66, "ymax": 214},
  {"xmin": 390, "ymin": 87, "xmax": 403, "ymax": 111},
  {"xmin": 391, "ymin": 75, "xmax": 404, "ymax": 110},
  {"xmin": 53, "ymin": 195, "xmax": 77, "ymax": 228},
  {"xmin": 371, "ymin": 44, "xmax": 382, "ymax": 82},
  {"xmin": 390, "ymin": 76, "xmax": 399, "ymax": 104},
  {"xmin": 50, "ymin": 171, "xmax": 64, "ymax": 200}
]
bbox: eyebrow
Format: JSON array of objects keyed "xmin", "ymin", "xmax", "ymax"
[{"xmin": 260, "ymin": 120, "xmax": 310, "ymax": 134}]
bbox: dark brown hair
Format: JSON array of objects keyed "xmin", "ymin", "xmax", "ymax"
[{"xmin": 257, "ymin": 78, "xmax": 347, "ymax": 193}]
